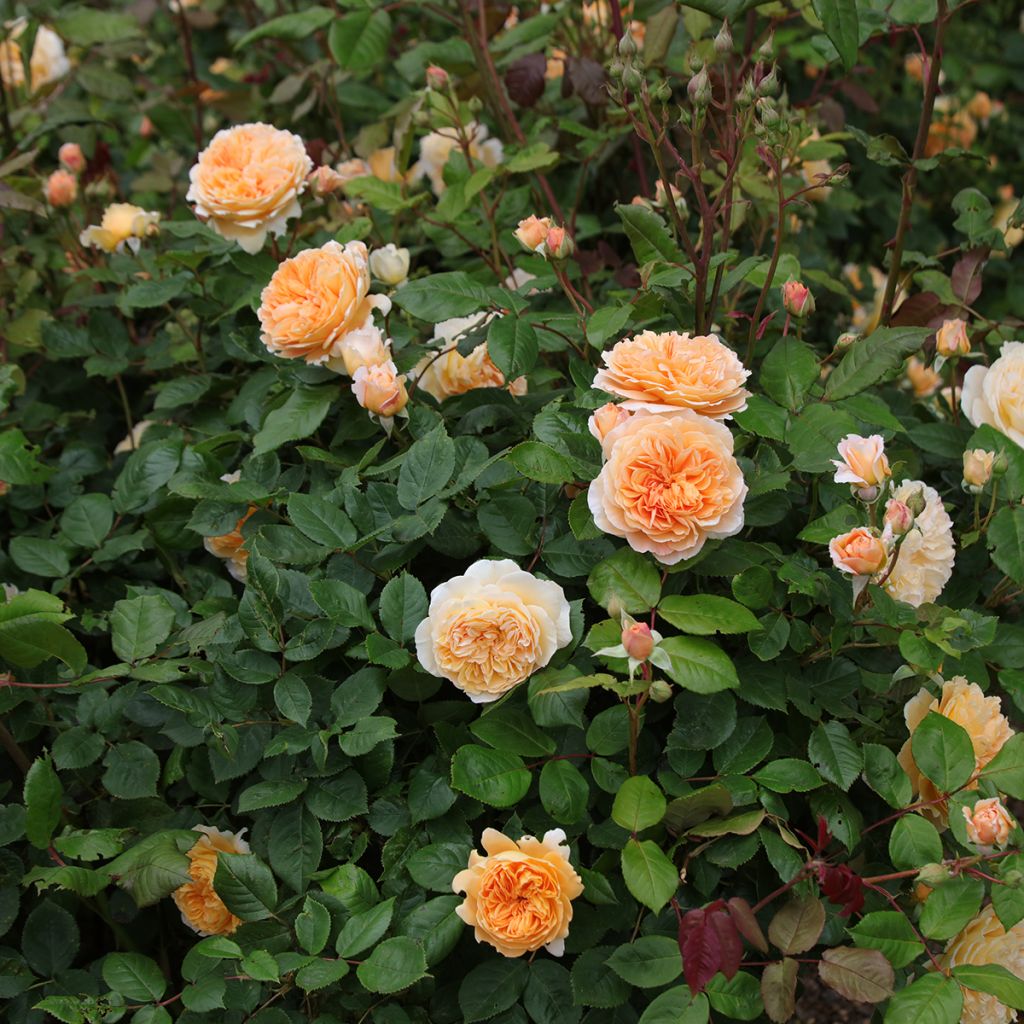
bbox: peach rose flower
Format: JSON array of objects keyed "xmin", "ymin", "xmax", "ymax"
[
  {"xmin": 452, "ymin": 828, "xmax": 584, "ymax": 957},
  {"xmin": 962, "ymin": 341, "xmax": 1024, "ymax": 448},
  {"xmin": 257, "ymin": 240, "xmax": 390, "ymax": 370},
  {"xmin": 172, "ymin": 825, "xmax": 250, "ymax": 937},
  {"xmin": 897, "ymin": 677, "xmax": 1014, "ymax": 824},
  {"xmin": 588, "ymin": 409, "xmax": 747, "ymax": 565},
  {"xmin": 963, "ymin": 449, "xmax": 996, "ymax": 491},
  {"xmin": 593, "ymin": 331, "xmax": 750, "ymax": 419},
  {"xmin": 336, "ymin": 328, "xmax": 391, "ymax": 377},
  {"xmin": 829, "ymin": 527, "xmax": 888, "ymax": 576},
  {"xmin": 588, "ymin": 402, "xmax": 632, "ymax": 442},
  {"xmin": 963, "ymin": 798, "xmax": 1015, "ymax": 850},
  {"xmin": 906, "ymin": 356, "xmax": 942, "ymax": 398},
  {"xmin": 832, "ymin": 434, "xmax": 891, "ymax": 490},
  {"xmin": 414, "ymin": 559, "xmax": 572, "ymax": 703},
  {"xmin": 46, "ymin": 169, "xmax": 77, "ymax": 207},
  {"xmin": 79, "ymin": 203, "xmax": 161, "ymax": 254},
  {"xmin": 352, "ymin": 360, "xmax": 409, "ymax": 423},
  {"xmin": 204, "ymin": 473, "xmax": 256, "ymax": 583},
  {"xmin": 936, "ymin": 318, "xmax": 970, "ymax": 358},
  {"xmin": 882, "ymin": 479, "xmax": 955, "ymax": 607},
  {"xmin": 937, "ymin": 905, "xmax": 1024, "ymax": 1024},
  {"xmin": 413, "ymin": 341, "xmax": 524, "ymax": 402},
  {"xmin": 187, "ymin": 123, "xmax": 312, "ymax": 254},
  {"xmin": 514, "ymin": 215, "xmax": 553, "ymax": 253}
]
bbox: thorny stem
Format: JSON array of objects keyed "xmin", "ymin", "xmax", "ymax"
[
  {"xmin": 746, "ymin": 150, "xmax": 786, "ymax": 360},
  {"xmin": 879, "ymin": 0, "xmax": 949, "ymax": 325}
]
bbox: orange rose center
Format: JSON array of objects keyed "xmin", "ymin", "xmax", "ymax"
[
  {"xmin": 435, "ymin": 602, "xmax": 540, "ymax": 690},
  {"xmin": 477, "ymin": 859, "xmax": 561, "ymax": 944}
]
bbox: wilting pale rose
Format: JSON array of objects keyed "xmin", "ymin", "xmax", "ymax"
[
  {"xmin": 906, "ymin": 356, "xmax": 942, "ymax": 397},
  {"xmin": 962, "ymin": 341, "xmax": 1024, "ymax": 448},
  {"xmin": 898, "ymin": 677, "xmax": 1014, "ymax": 824},
  {"xmin": 352, "ymin": 360, "xmax": 408, "ymax": 420},
  {"xmin": 829, "ymin": 527, "xmax": 888, "ymax": 576},
  {"xmin": 308, "ymin": 165, "xmax": 347, "ymax": 196},
  {"xmin": 937, "ymin": 905, "xmax": 1024, "ymax": 1024},
  {"xmin": 832, "ymin": 434, "xmax": 891, "ymax": 490},
  {"xmin": 79, "ymin": 203, "xmax": 160, "ymax": 254},
  {"xmin": 0, "ymin": 35, "xmax": 23, "ymax": 88},
  {"xmin": 963, "ymin": 798, "xmax": 1015, "ymax": 849},
  {"xmin": 113, "ymin": 420, "xmax": 156, "ymax": 455},
  {"xmin": 414, "ymin": 121, "xmax": 504, "ymax": 195},
  {"xmin": 882, "ymin": 479, "xmax": 955, "ymax": 607},
  {"xmin": 588, "ymin": 409, "xmax": 746, "ymax": 565},
  {"xmin": 588, "ymin": 402, "xmax": 631, "ymax": 442},
  {"xmin": 172, "ymin": 825, "xmax": 250, "ymax": 936},
  {"xmin": 257, "ymin": 241, "xmax": 390, "ymax": 369},
  {"xmin": 453, "ymin": 829, "xmax": 583, "ymax": 958},
  {"xmin": 369, "ymin": 243, "xmax": 410, "ymax": 286},
  {"xmin": 29, "ymin": 25, "xmax": 69, "ymax": 91},
  {"xmin": 593, "ymin": 331, "xmax": 750, "ymax": 419},
  {"xmin": 936, "ymin": 318, "xmax": 971, "ymax": 358},
  {"xmin": 187, "ymin": 123, "xmax": 312, "ymax": 254},
  {"xmin": 58, "ymin": 142, "xmax": 84, "ymax": 173},
  {"xmin": 414, "ymin": 344, "xmax": 522, "ymax": 402},
  {"xmin": 46, "ymin": 170, "xmax": 76, "ymax": 207},
  {"xmin": 414, "ymin": 559, "xmax": 572, "ymax": 702}
]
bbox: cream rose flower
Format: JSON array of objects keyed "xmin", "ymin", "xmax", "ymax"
[
  {"xmin": 882, "ymin": 479, "xmax": 955, "ymax": 607},
  {"xmin": 936, "ymin": 318, "xmax": 971, "ymax": 358},
  {"xmin": 593, "ymin": 331, "xmax": 751, "ymax": 419},
  {"xmin": 962, "ymin": 341, "xmax": 1024, "ymax": 448},
  {"xmin": 832, "ymin": 434, "xmax": 891, "ymax": 490},
  {"xmin": 452, "ymin": 828, "xmax": 584, "ymax": 957},
  {"xmin": 414, "ymin": 559, "xmax": 572, "ymax": 703},
  {"xmin": 897, "ymin": 677, "xmax": 1013, "ymax": 824},
  {"xmin": 79, "ymin": 203, "xmax": 161, "ymax": 254},
  {"xmin": 963, "ymin": 449, "xmax": 996, "ymax": 491},
  {"xmin": 369, "ymin": 243, "xmax": 410, "ymax": 286},
  {"xmin": 172, "ymin": 825, "xmax": 250, "ymax": 937},
  {"xmin": 588, "ymin": 409, "xmax": 747, "ymax": 565},
  {"xmin": 963, "ymin": 798, "xmax": 1015, "ymax": 850},
  {"xmin": 187, "ymin": 123, "xmax": 312, "ymax": 254},
  {"xmin": 257, "ymin": 241, "xmax": 390, "ymax": 369},
  {"xmin": 937, "ymin": 905, "xmax": 1024, "ymax": 1024},
  {"xmin": 829, "ymin": 527, "xmax": 888, "ymax": 576},
  {"xmin": 29, "ymin": 25, "xmax": 69, "ymax": 92},
  {"xmin": 414, "ymin": 121, "xmax": 504, "ymax": 195},
  {"xmin": 113, "ymin": 420, "xmax": 156, "ymax": 455}
]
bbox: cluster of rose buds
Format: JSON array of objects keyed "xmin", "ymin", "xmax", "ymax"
[
  {"xmin": 45, "ymin": 141, "xmax": 85, "ymax": 208},
  {"xmin": 513, "ymin": 215, "xmax": 574, "ymax": 260}
]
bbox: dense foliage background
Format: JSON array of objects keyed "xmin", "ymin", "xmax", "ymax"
[{"xmin": 1, "ymin": 0, "xmax": 1024, "ymax": 1022}]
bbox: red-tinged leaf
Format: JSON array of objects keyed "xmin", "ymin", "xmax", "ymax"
[
  {"xmin": 818, "ymin": 947, "xmax": 895, "ymax": 1003},
  {"xmin": 761, "ymin": 957, "xmax": 798, "ymax": 1023},
  {"xmin": 951, "ymin": 247, "xmax": 989, "ymax": 306},
  {"xmin": 680, "ymin": 906, "xmax": 725, "ymax": 995},
  {"xmin": 767, "ymin": 896, "xmax": 826, "ymax": 955},
  {"xmin": 727, "ymin": 897, "xmax": 769, "ymax": 954},
  {"xmin": 819, "ymin": 864, "xmax": 865, "ymax": 917},
  {"xmin": 567, "ymin": 57, "xmax": 606, "ymax": 106},
  {"xmin": 710, "ymin": 909, "xmax": 743, "ymax": 980},
  {"xmin": 891, "ymin": 291, "xmax": 956, "ymax": 328}
]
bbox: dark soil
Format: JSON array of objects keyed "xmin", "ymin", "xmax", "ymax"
[{"xmin": 795, "ymin": 972, "xmax": 875, "ymax": 1023}]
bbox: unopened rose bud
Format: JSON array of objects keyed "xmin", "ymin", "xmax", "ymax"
[
  {"xmin": 622, "ymin": 65, "xmax": 643, "ymax": 92},
  {"xmin": 714, "ymin": 21, "xmax": 733, "ymax": 55},
  {"xmin": 962, "ymin": 449, "xmax": 995, "ymax": 492},
  {"xmin": 308, "ymin": 164, "xmax": 346, "ymax": 197},
  {"xmin": 883, "ymin": 499, "xmax": 914, "ymax": 536},
  {"xmin": 618, "ymin": 32, "xmax": 637, "ymax": 59},
  {"xmin": 687, "ymin": 66, "xmax": 711, "ymax": 107},
  {"xmin": 757, "ymin": 34, "xmax": 774, "ymax": 61},
  {"xmin": 352, "ymin": 360, "xmax": 408, "ymax": 419},
  {"xmin": 608, "ymin": 59, "xmax": 624, "ymax": 81},
  {"xmin": 756, "ymin": 97, "xmax": 779, "ymax": 127},
  {"xmin": 589, "ymin": 403, "xmax": 631, "ymax": 442},
  {"xmin": 650, "ymin": 78, "xmax": 672, "ymax": 102},
  {"xmin": 935, "ymin": 318, "xmax": 970, "ymax": 358},
  {"xmin": 781, "ymin": 278, "xmax": 814, "ymax": 318},
  {"xmin": 736, "ymin": 77, "xmax": 755, "ymax": 108},
  {"xmin": 46, "ymin": 169, "xmax": 77, "ymax": 207},
  {"xmin": 648, "ymin": 679, "xmax": 673, "ymax": 703},
  {"xmin": 687, "ymin": 49, "xmax": 704, "ymax": 74},
  {"xmin": 58, "ymin": 142, "xmax": 85, "ymax": 174},
  {"xmin": 369, "ymin": 243, "xmax": 411, "ymax": 286},
  {"xmin": 622, "ymin": 622, "xmax": 655, "ymax": 661},
  {"xmin": 963, "ymin": 797, "xmax": 1015, "ymax": 848},
  {"xmin": 993, "ymin": 452, "xmax": 1009, "ymax": 477},
  {"xmin": 545, "ymin": 225, "xmax": 574, "ymax": 260},
  {"xmin": 829, "ymin": 527, "xmax": 888, "ymax": 576},
  {"xmin": 904, "ymin": 485, "xmax": 927, "ymax": 516},
  {"xmin": 854, "ymin": 485, "xmax": 879, "ymax": 503},
  {"xmin": 425, "ymin": 64, "xmax": 449, "ymax": 90},
  {"xmin": 916, "ymin": 862, "xmax": 950, "ymax": 888},
  {"xmin": 913, "ymin": 882, "xmax": 933, "ymax": 904},
  {"xmin": 757, "ymin": 66, "xmax": 780, "ymax": 97},
  {"xmin": 834, "ymin": 332, "xmax": 858, "ymax": 352},
  {"xmin": 140, "ymin": 116, "xmax": 155, "ymax": 139}
]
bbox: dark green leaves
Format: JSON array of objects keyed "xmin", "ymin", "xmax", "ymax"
[
  {"xmin": 393, "ymin": 272, "xmax": 492, "ymax": 321},
  {"xmin": 612, "ymin": 776, "xmax": 666, "ymax": 832},
  {"xmin": 329, "ymin": 9, "xmax": 392, "ymax": 73},
  {"xmin": 812, "ymin": 0, "xmax": 859, "ymax": 70},
  {"xmin": 398, "ymin": 426, "xmax": 455, "ymax": 509},
  {"xmin": 109, "ymin": 595, "xmax": 175, "ymax": 663},
  {"xmin": 588, "ymin": 547, "xmax": 662, "ymax": 614},
  {"xmin": 23, "ymin": 758, "xmax": 62, "ymax": 850},
  {"xmin": 213, "ymin": 853, "xmax": 278, "ymax": 922},
  {"xmin": 824, "ymin": 327, "xmax": 930, "ymax": 401},
  {"xmin": 911, "ymin": 713, "xmax": 975, "ymax": 794},
  {"xmin": 488, "ymin": 315, "xmax": 539, "ymax": 379},
  {"xmin": 451, "ymin": 746, "xmax": 531, "ymax": 807},
  {"xmin": 356, "ymin": 937, "xmax": 427, "ymax": 994}
]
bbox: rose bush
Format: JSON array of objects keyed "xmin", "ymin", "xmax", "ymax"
[{"xmin": 0, "ymin": 2, "xmax": 1024, "ymax": 1024}]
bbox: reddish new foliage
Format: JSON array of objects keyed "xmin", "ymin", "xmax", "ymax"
[
  {"xmin": 678, "ymin": 900, "xmax": 743, "ymax": 995},
  {"xmin": 819, "ymin": 863, "xmax": 865, "ymax": 917}
]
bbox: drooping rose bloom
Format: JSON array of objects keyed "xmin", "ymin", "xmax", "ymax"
[
  {"xmin": 962, "ymin": 341, "xmax": 1024, "ymax": 448},
  {"xmin": 79, "ymin": 203, "xmax": 160, "ymax": 253},
  {"xmin": 882, "ymin": 479, "xmax": 955, "ymax": 607},
  {"xmin": 452, "ymin": 828, "xmax": 584, "ymax": 957},
  {"xmin": 257, "ymin": 241, "xmax": 390, "ymax": 371},
  {"xmin": 414, "ymin": 559, "xmax": 572, "ymax": 703},
  {"xmin": 593, "ymin": 331, "xmax": 750, "ymax": 419},
  {"xmin": 203, "ymin": 472, "xmax": 256, "ymax": 583},
  {"xmin": 588, "ymin": 409, "xmax": 747, "ymax": 565},
  {"xmin": 963, "ymin": 798, "xmax": 1015, "ymax": 850},
  {"xmin": 897, "ymin": 677, "xmax": 1014, "ymax": 824},
  {"xmin": 937, "ymin": 905, "xmax": 1024, "ymax": 1024},
  {"xmin": 187, "ymin": 123, "xmax": 313, "ymax": 253},
  {"xmin": 906, "ymin": 356, "xmax": 942, "ymax": 398},
  {"xmin": 172, "ymin": 825, "xmax": 250, "ymax": 936}
]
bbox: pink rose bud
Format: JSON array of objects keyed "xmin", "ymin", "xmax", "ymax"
[
  {"xmin": 46, "ymin": 169, "xmax": 77, "ymax": 207},
  {"xmin": 588, "ymin": 402, "xmax": 631, "ymax": 442},
  {"xmin": 935, "ymin": 318, "xmax": 970, "ymax": 357},
  {"xmin": 883, "ymin": 499, "xmax": 913, "ymax": 536},
  {"xmin": 829, "ymin": 527, "xmax": 888, "ymax": 577},
  {"xmin": 58, "ymin": 142, "xmax": 85, "ymax": 174},
  {"xmin": 622, "ymin": 622, "xmax": 655, "ymax": 661},
  {"xmin": 963, "ymin": 797, "xmax": 1014, "ymax": 848},
  {"xmin": 545, "ymin": 225, "xmax": 574, "ymax": 260},
  {"xmin": 425, "ymin": 65, "xmax": 449, "ymax": 90},
  {"xmin": 140, "ymin": 116, "xmax": 155, "ymax": 139},
  {"xmin": 782, "ymin": 278, "xmax": 815, "ymax": 318}
]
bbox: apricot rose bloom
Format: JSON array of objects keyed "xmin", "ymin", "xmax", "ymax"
[
  {"xmin": 413, "ymin": 338, "xmax": 526, "ymax": 402},
  {"xmin": 187, "ymin": 123, "xmax": 313, "ymax": 254},
  {"xmin": 257, "ymin": 241, "xmax": 390, "ymax": 371},
  {"xmin": 172, "ymin": 825, "xmax": 250, "ymax": 937},
  {"xmin": 963, "ymin": 798, "xmax": 1015, "ymax": 849},
  {"xmin": 79, "ymin": 204, "xmax": 161, "ymax": 254},
  {"xmin": 452, "ymin": 828, "xmax": 584, "ymax": 958},
  {"xmin": 593, "ymin": 331, "xmax": 751, "ymax": 419},
  {"xmin": 829, "ymin": 527, "xmax": 888, "ymax": 576},
  {"xmin": 936, "ymin": 317, "xmax": 971, "ymax": 358},
  {"xmin": 414, "ymin": 559, "xmax": 572, "ymax": 703},
  {"xmin": 882, "ymin": 479, "xmax": 955, "ymax": 607},
  {"xmin": 937, "ymin": 905, "xmax": 1024, "ymax": 1024},
  {"xmin": 832, "ymin": 433, "xmax": 891, "ymax": 490},
  {"xmin": 897, "ymin": 677, "xmax": 1013, "ymax": 824},
  {"xmin": 352, "ymin": 360, "xmax": 409, "ymax": 422},
  {"xmin": 588, "ymin": 409, "xmax": 747, "ymax": 565},
  {"xmin": 962, "ymin": 340, "xmax": 1024, "ymax": 448},
  {"xmin": 588, "ymin": 402, "xmax": 632, "ymax": 442},
  {"xmin": 907, "ymin": 356, "xmax": 942, "ymax": 398}
]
